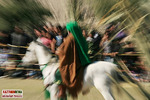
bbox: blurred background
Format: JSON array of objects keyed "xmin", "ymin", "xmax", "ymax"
[{"xmin": 0, "ymin": 0, "xmax": 150, "ymax": 100}]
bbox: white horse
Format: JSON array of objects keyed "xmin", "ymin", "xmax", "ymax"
[{"xmin": 22, "ymin": 40, "xmax": 118, "ymax": 100}]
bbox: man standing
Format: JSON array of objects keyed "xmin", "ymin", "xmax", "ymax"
[{"xmin": 10, "ymin": 26, "xmax": 31, "ymax": 54}]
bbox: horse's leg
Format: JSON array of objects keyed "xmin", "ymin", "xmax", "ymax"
[
  {"xmin": 99, "ymin": 86, "xmax": 114, "ymax": 100},
  {"xmin": 48, "ymin": 84, "xmax": 58, "ymax": 100},
  {"xmin": 93, "ymin": 78, "xmax": 114, "ymax": 100}
]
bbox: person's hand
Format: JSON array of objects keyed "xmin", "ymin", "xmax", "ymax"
[
  {"xmin": 55, "ymin": 49, "xmax": 60, "ymax": 55},
  {"xmin": 111, "ymin": 52, "xmax": 118, "ymax": 57},
  {"xmin": 43, "ymin": 25, "xmax": 48, "ymax": 31}
]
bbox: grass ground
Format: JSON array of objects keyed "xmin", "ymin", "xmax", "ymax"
[{"xmin": 0, "ymin": 78, "xmax": 150, "ymax": 100}]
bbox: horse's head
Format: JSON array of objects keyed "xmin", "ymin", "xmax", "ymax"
[
  {"xmin": 22, "ymin": 39, "xmax": 57, "ymax": 67},
  {"xmin": 22, "ymin": 41, "xmax": 38, "ymax": 66}
]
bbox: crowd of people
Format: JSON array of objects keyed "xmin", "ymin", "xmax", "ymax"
[
  {"xmin": 0, "ymin": 23, "xmax": 67, "ymax": 78},
  {"xmin": 0, "ymin": 22, "xmax": 149, "ymax": 82}
]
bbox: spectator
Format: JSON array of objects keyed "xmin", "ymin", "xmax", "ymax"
[
  {"xmin": 0, "ymin": 31, "xmax": 10, "ymax": 44},
  {"xmin": 39, "ymin": 28, "xmax": 55, "ymax": 53},
  {"xmin": 91, "ymin": 30, "xmax": 102, "ymax": 46},
  {"xmin": 82, "ymin": 29, "xmax": 87, "ymax": 39},
  {"xmin": 120, "ymin": 42, "xmax": 136, "ymax": 54},
  {"xmin": 105, "ymin": 23, "xmax": 116, "ymax": 37},
  {"xmin": 43, "ymin": 25, "xmax": 49, "ymax": 32},
  {"xmin": 61, "ymin": 26, "xmax": 68, "ymax": 39},
  {"xmin": 1, "ymin": 55, "xmax": 21, "ymax": 76},
  {"xmin": 1, "ymin": 55, "xmax": 20, "ymax": 71},
  {"xmin": 54, "ymin": 25, "xmax": 63, "ymax": 48},
  {"xmin": 10, "ymin": 26, "xmax": 32, "ymax": 54},
  {"xmin": 115, "ymin": 30, "xmax": 127, "ymax": 40},
  {"xmin": 100, "ymin": 32, "xmax": 115, "ymax": 62},
  {"xmin": 0, "ymin": 47, "xmax": 10, "ymax": 65},
  {"xmin": 34, "ymin": 28, "xmax": 42, "ymax": 38},
  {"xmin": 87, "ymin": 30, "xmax": 102, "ymax": 61},
  {"xmin": 0, "ymin": 47, "xmax": 10, "ymax": 76},
  {"xmin": 86, "ymin": 33, "xmax": 93, "ymax": 42}
]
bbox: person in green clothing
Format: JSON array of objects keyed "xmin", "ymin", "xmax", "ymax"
[{"xmin": 56, "ymin": 21, "xmax": 91, "ymax": 99}]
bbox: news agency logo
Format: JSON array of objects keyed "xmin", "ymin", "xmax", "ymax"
[{"xmin": 2, "ymin": 89, "xmax": 23, "ymax": 98}]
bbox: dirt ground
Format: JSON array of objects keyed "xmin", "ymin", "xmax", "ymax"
[{"xmin": 0, "ymin": 78, "xmax": 150, "ymax": 100}]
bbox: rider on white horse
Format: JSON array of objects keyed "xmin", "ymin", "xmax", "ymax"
[
  {"xmin": 22, "ymin": 37, "xmax": 118, "ymax": 100},
  {"xmin": 22, "ymin": 22, "xmax": 119, "ymax": 100},
  {"xmin": 55, "ymin": 21, "xmax": 91, "ymax": 99}
]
